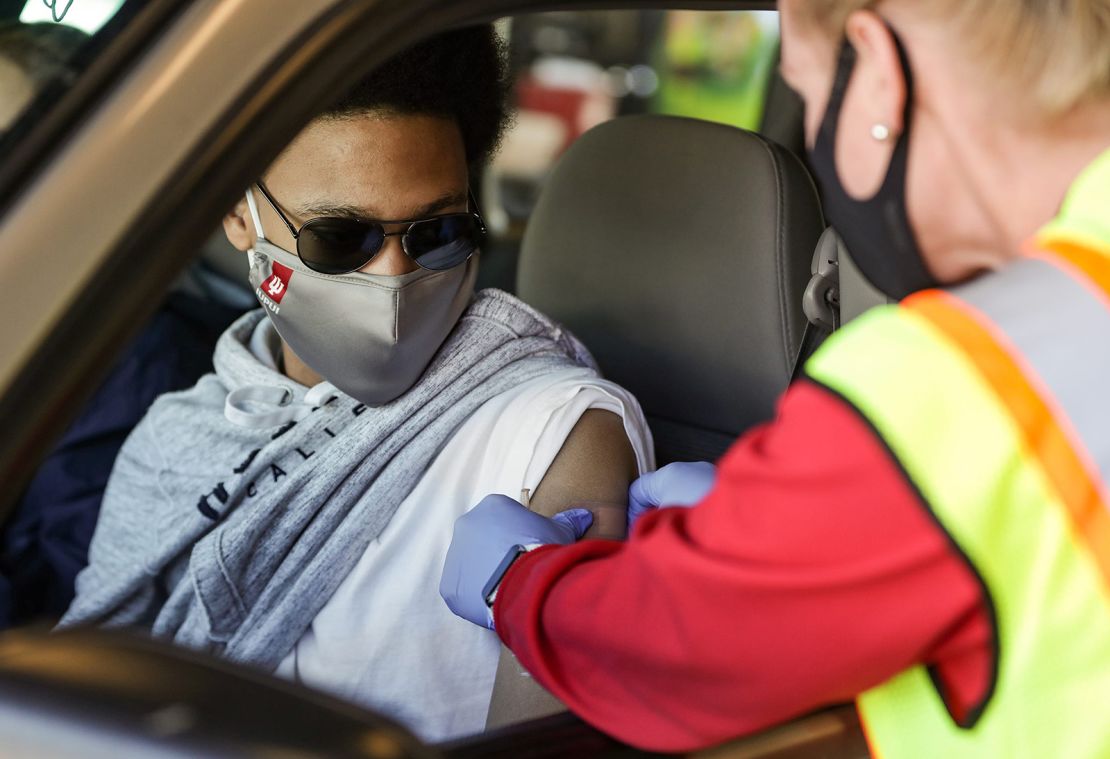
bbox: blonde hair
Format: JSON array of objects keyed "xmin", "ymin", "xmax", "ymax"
[{"xmin": 798, "ymin": 0, "xmax": 1110, "ymax": 116}]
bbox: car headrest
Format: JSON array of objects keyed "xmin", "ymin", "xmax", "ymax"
[{"xmin": 517, "ymin": 115, "xmax": 825, "ymax": 463}]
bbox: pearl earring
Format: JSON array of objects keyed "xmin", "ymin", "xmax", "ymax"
[{"xmin": 871, "ymin": 123, "xmax": 892, "ymax": 141}]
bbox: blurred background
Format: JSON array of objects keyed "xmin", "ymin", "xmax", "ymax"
[{"xmin": 483, "ymin": 9, "xmax": 781, "ymax": 289}]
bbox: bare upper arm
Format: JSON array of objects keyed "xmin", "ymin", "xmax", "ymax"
[
  {"xmin": 484, "ymin": 410, "xmax": 640, "ymax": 726},
  {"xmin": 527, "ymin": 409, "xmax": 639, "ymax": 540}
]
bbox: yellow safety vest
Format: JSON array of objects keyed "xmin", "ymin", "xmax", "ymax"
[{"xmin": 805, "ymin": 149, "xmax": 1110, "ymax": 758}]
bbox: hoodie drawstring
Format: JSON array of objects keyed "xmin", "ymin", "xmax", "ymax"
[{"xmin": 224, "ymin": 382, "xmax": 339, "ymax": 429}]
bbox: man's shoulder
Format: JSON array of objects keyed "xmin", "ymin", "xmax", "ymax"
[
  {"xmin": 142, "ymin": 373, "xmax": 231, "ymax": 432},
  {"xmin": 462, "ymin": 289, "xmax": 599, "ymax": 369},
  {"xmin": 445, "ymin": 367, "xmax": 650, "ymax": 497},
  {"xmin": 120, "ymin": 373, "xmax": 253, "ymax": 473}
]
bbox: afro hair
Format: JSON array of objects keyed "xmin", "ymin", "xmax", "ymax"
[{"xmin": 323, "ymin": 24, "xmax": 513, "ymax": 169}]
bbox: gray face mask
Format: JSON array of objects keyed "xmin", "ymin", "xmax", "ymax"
[{"xmin": 244, "ymin": 190, "xmax": 478, "ymax": 406}]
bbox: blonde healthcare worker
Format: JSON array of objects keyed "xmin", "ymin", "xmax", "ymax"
[{"xmin": 440, "ymin": 1, "xmax": 1110, "ymax": 756}]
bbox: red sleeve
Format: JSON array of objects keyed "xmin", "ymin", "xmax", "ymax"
[{"xmin": 494, "ymin": 379, "xmax": 993, "ymax": 752}]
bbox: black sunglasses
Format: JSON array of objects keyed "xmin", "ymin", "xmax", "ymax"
[{"xmin": 254, "ymin": 182, "xmax": 486, "ymax": 275}]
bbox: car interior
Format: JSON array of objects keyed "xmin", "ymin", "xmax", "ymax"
[{"xmin": 0, "ymin": 1, "xmax": 887, "ymax": 756}]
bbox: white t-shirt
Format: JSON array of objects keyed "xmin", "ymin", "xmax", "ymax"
[{"xmin": 262, "ymin": 344, "xmax": 653, "ymax": 741}]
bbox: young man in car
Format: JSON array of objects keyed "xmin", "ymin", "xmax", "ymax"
[{"xmin": 60, "ymin": 26, "xmax": 651, "ymax": 741}]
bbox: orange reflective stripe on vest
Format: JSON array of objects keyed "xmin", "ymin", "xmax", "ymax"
[{"xmin": 917, "ymin": 256, "xmax": 1110, "ymax": 586}]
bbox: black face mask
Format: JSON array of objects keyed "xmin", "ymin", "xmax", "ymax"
[{"xmin": 808, "ymin": 33, "xmax": 938, "ymax": 300}]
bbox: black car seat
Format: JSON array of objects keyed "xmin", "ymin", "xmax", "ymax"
[{"xmin": 517, "ymin": 114, "xmax": 826, "ymax": 465}]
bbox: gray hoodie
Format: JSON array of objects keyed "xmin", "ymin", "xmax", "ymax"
[{"xmin": 60, "ymin": 289, "xmax": 597, "ymax": 671}]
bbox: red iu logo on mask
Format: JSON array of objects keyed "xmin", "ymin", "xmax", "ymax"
[{"xmin": 261, "ymin": 261, "xmax": 293, "ymax": 305}]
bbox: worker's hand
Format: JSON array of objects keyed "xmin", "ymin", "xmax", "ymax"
[
  {"xmin": 440, "ymin": 494, "xmax": 593, "ymax": 630},
  {"xmin": 628, "ymin": 461, "xmax": 717, "ymax": 530}
]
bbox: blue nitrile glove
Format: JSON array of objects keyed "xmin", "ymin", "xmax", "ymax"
[
  {"xmin": 440, "ymin": 494, "xmax": 594, "ymax": 630},
  {"xmin": 628, "ymin": 461, "xmax": 717, "ymax": 530}
]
